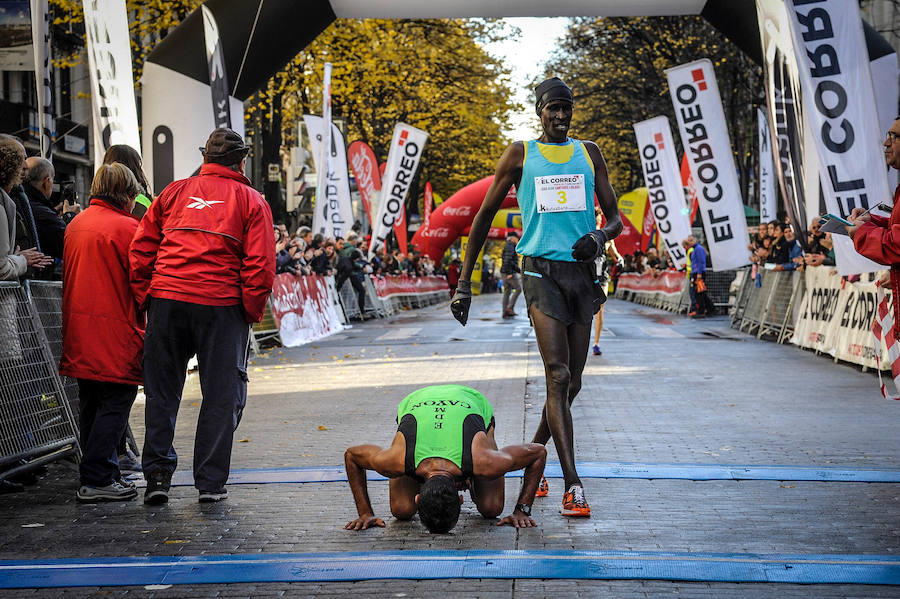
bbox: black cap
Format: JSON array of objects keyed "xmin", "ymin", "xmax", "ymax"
[
  {"xmin": 200, "ymin": 128, "xmax": 250, "ymax": 164},
  {"xmin": 534, "ymin": 77, "xmax": 574, "ymax": 115}
]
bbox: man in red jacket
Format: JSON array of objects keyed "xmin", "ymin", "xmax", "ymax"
[
  {"xmin": 849, "ymin": 117, "xmax": 900, "ymax": 339},
  {"xmin": 130, "ymin": 128, "xmax": 275, "ymax": 505}
]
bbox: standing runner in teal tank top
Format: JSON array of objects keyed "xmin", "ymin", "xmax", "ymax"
[{"xmin": 450, "ymin": 78, "xmax": 623, "ymax": 518}]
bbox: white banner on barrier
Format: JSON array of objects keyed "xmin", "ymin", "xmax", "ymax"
[
  {"xmin": 666, "ymin": 59, "xmax": 749, "ymax": 271},
  {"xmin": 633, "ymin": 116, "xmax": 692, "ymax": 269},
  {"xmin": 791, "ymin": 266, "xmax": 887, "ymax": 369},
  {"xmin": 757, "ymin": 108, "xmax": 776, "ymax": 222},
  {"xmin": 785, "ymin": 0, "xmax": 885, "ymax": 276}
]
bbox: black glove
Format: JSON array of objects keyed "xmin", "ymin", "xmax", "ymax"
[
  {"xmin": 450, "ymin": 279, "xmax": 472, "ymax": 326},
  {"xmin": 571, "ymin": 229, "xmax": 609, "ymax": 261}
]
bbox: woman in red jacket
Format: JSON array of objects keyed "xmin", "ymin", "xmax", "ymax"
[{"xmin": 60, "ymin": 163, "xmax": 143, "ymax": 502}]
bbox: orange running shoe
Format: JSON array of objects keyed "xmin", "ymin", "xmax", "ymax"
[
  {"xmin": 560, "ymin": 484, "xmax": 591, "ymax": 517},
  {"xmin": 535, "ymin": 476, "xmax": 549, "ymax": 498}
]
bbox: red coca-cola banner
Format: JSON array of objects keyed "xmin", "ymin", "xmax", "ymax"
[
  {"xmin": 372, "ymin": 274, "xmax": 449, "ymax": 300},
  {"xmin": 347, "ymin": 140, "xmax": 379, "ymax": 226},
  {"xmin": 269, "ymin": 273, "xmax": 344, "ymax": 346},
  {"xmin": 617, "ymin": 271, "xmax": 685, "ymax": 296}
]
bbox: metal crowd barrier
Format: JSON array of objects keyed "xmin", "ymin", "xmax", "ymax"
[
  {"xmin": 730, "ymin": 268, "xmax": 804, "ymax": 343},
  {"xmin": 614, "ymin": 269, "xmax": 735, "ymax": 315},
  {"xmin": 0, "ymin": 282, "xmax": 80, "ymax": 482}
]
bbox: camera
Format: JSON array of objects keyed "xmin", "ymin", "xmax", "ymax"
[{"xmin": 60, "ymin": 181, "xmax": 77, "ymax": 205}]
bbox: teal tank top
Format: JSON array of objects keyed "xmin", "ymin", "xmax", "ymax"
[{"xmin": 516, "ymin": 138, "xmax": 597, "ymax": 261}]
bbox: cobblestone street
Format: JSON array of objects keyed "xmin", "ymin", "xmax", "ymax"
[{"xmin": 1, "ymin": 295, "xmax": 898, "ymax": 597}]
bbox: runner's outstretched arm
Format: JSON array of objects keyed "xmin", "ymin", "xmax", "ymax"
[
  {"xmin": 344, "ymin": 443, "xmax": 403, "ymax": 531},
  {"xmin": 451, "ymin": 142, "xmax": 524, "ymax": 325}
]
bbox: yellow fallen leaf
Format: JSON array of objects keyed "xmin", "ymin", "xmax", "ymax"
[
  {"xmin": 238, "ymin": 438, "xmax": 250, "ymax": 443},
  {"xmin": 331, "ymin": 356, "xmax": 338, "ymax": 360},
  {"xmin": 317, "ymin": 425, "xmax": 328, "ymax": 431},
  {"xmin": 336, "ymin": 359, "xmax": 343, "ymax": 363},
  {"xmin": 344, "ymin": 354, "xmax": 351, "ymax": 358},
  {"xmin": 277, "ymin": 351, "xmax": 283, "ymax": 355},
  {"xmin": 253, "ymin": 367, "xmax": 263, "ymax": 372},
  {"xmin": 164, "ymin": 540, "xmax": 189, "ymax": 544}
]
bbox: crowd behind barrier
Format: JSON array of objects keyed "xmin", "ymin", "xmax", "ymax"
[{"xmin": 615, "ymin": 264, "xmax": 891, "ymax": 373}]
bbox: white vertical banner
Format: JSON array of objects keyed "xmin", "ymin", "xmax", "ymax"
[
  {"xmin": 871, "ymin": 53, "xmax": 900, "ymax": 193},
  {"xmin": 666, "ymin": 59, "xmax": 750, "ymax": 270},
  {"xmin": 633, "ymin": 116, "xmax": 692, "ymax": 269},
  {"xmin": 30, "ymin": 0, "xmax": 53, "ymax": 158},
  {"xmin": 313, "ymin": 63, "xmax": 333, "ymax": 237},
  {"xmin": 201, "ymin": 5, "xmax": 231, "ymax": 129},
  {"xmin": 757, "ymin": 108, "xmax": 776, "ymax": 222},
  {"xmin": 82, "ymin": 0, "xmax": 141, "ymax": 171},
  {"xmin": 303, "ymin": 115, "xmax": 354, "ymax": 240},
  {"xmin": 785, "ymin": 0, "xmax": 884, "ymax": 275},
  {"xmin": 369, "ymin": 123, "xmax": 428, "ymax": 256}
]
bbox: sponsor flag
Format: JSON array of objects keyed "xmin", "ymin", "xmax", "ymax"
[
  {"xmin": 369, "ymin": 123, "xmax": 428, "ymax": 256},
  {"xmin": 757, "ymin": 108, "xmax": 776, "ymax": 222},
  {"xmin": 82, "ymin": 0, "xmax": 141, "ymax": 171},
  {"xmin": 634, "ymin": 116, "xmax": 693, "ymax": 268},
  {"xmin": 423, "ymin": 181, "xmax": 433, "ymax": 230},
  {"xmin": 201, "ymin": 5, "xmax": 230, "ymax": 129},
  {"xmin": 680, "ymin": 154, "xmax": 699, "ymax": 225},
  {"xmin": 615, "ymin": 187, "xmax": 649, "ymax": 256},
  {"xmin": 783, "ymin": 0, "xmax": 884, "ymax": 275},
  {"xmin": 666, "ymin": 59, "xmax": 750, "ymax": 271},
  {"xmin": 313, "ymin": 63, "xmax": 333, "ymax": 237},
  {"xmin": 347, "ymin": 140, "xmax": 379, "ymax": 225},
  {"xmin": 872, "ymin": 282, "xmax": 900, "ymax": 400},
  {"xmin": 303, "ymin": 114, "xmax": 354, "ymax": 240},
  {"xmin": 30, "ymin": 0, "xmax": 52, "ymax": 157}
]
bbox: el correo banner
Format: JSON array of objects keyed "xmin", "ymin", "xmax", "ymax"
[
  {"xmin": 303, "ymin": 115, "xmax": 354, "ymax": 241},
  {"xmin": 369, "ymin": 123, "xmax": 428, "ymax": 256},
  {"xmin": 792, "ymin": 266, "xmax": 888, "ymax": 370},
  {"xmin": 633, "ymin": 116, "xmax": 692, "ymax": 269},
  {"xmin": 666, "ymin": 59, "xmax": 749, "ymax": 271},
  {"xmin": 784, "ymin": 0, "xmax": 885, "ymax": 276},
  {"xmin": 82, "ymin": 0, "xmax": 141, "ymax": 171},
  {"xmin": 757, "ymin": 108, "xmax": 776, "ymax": 222}
]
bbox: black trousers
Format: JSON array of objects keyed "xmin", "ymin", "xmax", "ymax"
[
  {"xmin": 77, "ymin": 379, "xmax": 137, "ymax": 487},
  {"xmin": 141, "ymin": 298, "xmax": 250, "ymax": 491}
]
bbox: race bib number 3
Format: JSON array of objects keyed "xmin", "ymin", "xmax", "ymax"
[{"xmin": 535, "ymin": 174, "xmax": 587, "ymax": 214}]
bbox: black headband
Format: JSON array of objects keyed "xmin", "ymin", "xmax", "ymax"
[{"xmin": 534, "ymin": 77, "xmax": 574, "ymax": 115}]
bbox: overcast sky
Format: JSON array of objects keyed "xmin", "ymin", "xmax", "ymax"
[{"xmin": 483, "ymin": 17, "xmax": 571, "ymax": 141}]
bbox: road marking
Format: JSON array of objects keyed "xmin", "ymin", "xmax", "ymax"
[
  {"xmin": 122, "ymin": 462, "xmax": 900, "ymax": 488},
  {"xmin": 2, "ymin": 550, "xmax": 897, "ymax": 587},
  {"xmin": 639, "ymin": 326, "xmax": 684, "ymax": 338},
  {"xmin": 374, "ymin": 327, "xmax": 421, "ymax": 341}
]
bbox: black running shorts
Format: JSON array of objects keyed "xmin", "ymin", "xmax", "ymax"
[{"xmin": 521, "ymin": 256, "xmax": 606, "ymax": 326}]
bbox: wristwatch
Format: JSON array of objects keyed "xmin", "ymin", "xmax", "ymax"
[{"xmin": 515, "ymin": 503, "xmax": 532, "ymax": 516}]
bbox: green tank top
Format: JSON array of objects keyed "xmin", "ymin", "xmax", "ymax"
[
  {"xmin": 134, "ymin": 193, "xmax": 152, "ymax": 209},
  {"xmin": 396, "ymin": 385, "xmax": 494, "ymax": 476}
]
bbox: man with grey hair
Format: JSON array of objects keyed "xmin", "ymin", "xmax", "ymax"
[
  {"xmin": 0, "ymin": 134, "xmax": 51, "ymax": 280},
  {"xmin": 23, "ymin": 156, "xmax": 79, "ymax": 261}
]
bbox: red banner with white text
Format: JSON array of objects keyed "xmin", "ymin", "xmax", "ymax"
[{"xmin": 372, "ymin": 275, "xmax": 449, "ymax": 300}]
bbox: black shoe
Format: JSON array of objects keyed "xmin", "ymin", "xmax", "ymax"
[
  {"xmin": 143, "ymin": 469, "xmax": 172, "ymax": 505},
  {"xmin": 198, "ymin": 488, "xmax": 227, "ymax": 503}
]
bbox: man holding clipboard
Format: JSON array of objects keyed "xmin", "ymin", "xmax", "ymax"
[{"xmin": 845, "ymin": 119, "xmax": 900, "ymax": 337}]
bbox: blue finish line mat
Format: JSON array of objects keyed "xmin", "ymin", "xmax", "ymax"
[
  {"xmin": 131, "ymin": 462, "xmax": 900, "ymax": 488},
  {"xmin": 2, "ymin": 550, "xmax": 898, "ymax": 588}
]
